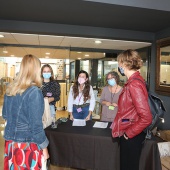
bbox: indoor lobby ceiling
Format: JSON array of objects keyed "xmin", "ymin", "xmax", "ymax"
[
  {"xmin": 0, "ymin": 32, "xmax": 151, "ymax": 60},
  {"xmin": 1, "ymin": 0, "xmax": 170, "ymax": 60}
]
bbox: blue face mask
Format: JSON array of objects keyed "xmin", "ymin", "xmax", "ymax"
[
  {"xmin": 108, "ymin": 78, "xmax": 116, "ymax": 86},
  {"xmin": 43, "ymin": 73, "xmax": 51, "ymax": 79},
  {"xmin": 118, "ymin": 66, "xmax": 125, "ymax": 76}
]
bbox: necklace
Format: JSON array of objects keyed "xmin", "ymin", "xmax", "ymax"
[{"xmin": 111, "ymin": 85, "xmax": 118, "ymax": 103}]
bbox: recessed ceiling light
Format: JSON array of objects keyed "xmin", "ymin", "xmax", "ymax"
[
  {"xmin": 46, "ymin": 52, "xmax": 50, "ymax": 55},
  {"xmin": 0, "ymin": 35, "xmax": 4, "ymax": 38},
  {"xmin": 85, "ymin": 54, "xmax": 89, "ymax": 57},
  {"xmin": 77, "ymin": 52, "xmax": 82, "ymax": 53},
  {"xmin": 78, "ymin": 58, "xmax": 81, "ymax": 60},
  {"xmin": 3, "ymin": 50, "xmax": 8, "ymax": 53},
  {"xmin": 10, "ymin": 55, "xmax": 15, "ymax": 57},
  {"xmin": 95, "ymin": 40, "xmax": 102, "ymax": 44}
]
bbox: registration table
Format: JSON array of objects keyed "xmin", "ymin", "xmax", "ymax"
[{"xmin": 45, "ymin": 120, "xmax": 162, "ymax": 170}]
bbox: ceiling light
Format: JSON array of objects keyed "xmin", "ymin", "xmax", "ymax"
[
  {"xmin": 3, "ymin": 50, "xmax": 8, "ymax": 53},
  {"xmin": 10, "ymin": 55, "xmax": 15, "ymax": 57},
  {"xmin": 77, "ymin": 52, "xmax": 82, "ymax": 53},
  {"xmin": 46, "ymin": 52, "xmax": 50, "ymax": 55},
  {"xmin": 78, "ymin": 58, "xmax": 81, "ymax": 60},
  {"xmin": 85, "ymin": 54, "xmax": 89, "ymax": 57},
  {"xmin": 95, "ymin": 40, "xmax": 102, "ymax": 44},
  {"xmin": 0, "ymin": 34, "xmax": 4, "ymax": 38}
]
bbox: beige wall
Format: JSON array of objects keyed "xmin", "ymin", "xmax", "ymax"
[{"xmin": 160, "ymin": 65, "xmax": 170, "ymax": 84}]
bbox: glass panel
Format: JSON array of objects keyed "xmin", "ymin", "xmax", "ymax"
[
  {"xmin": 156, "ymin": 38, "xmax": 170, "ymax": 95},
  {"xmin": 80, "ymin": 60, "xmax": 89, "ymax": 72},
  {"xmin": 137, "ymin": 49, "xmax": 150, "ymax": 82},
  {"xmin": 104, "ymin": 61, "xmax": 118, "ymax": 75},
  {"xmin": 70, "ymin": 61, "xmax": 75, "ymax": 82},
  {"xmin": 160, "ymin": 46, "xmax": 170, "ymax": 86},
  {"xmin": 97, "ymin": 60, "xmax": 103, "ymax": 88}
]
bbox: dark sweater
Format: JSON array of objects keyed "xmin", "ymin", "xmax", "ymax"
[{"xmin": 41, "ymin": 80, "xmax": 60, "ymax": 106}]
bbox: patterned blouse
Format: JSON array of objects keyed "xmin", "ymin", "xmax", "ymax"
[{"xmin": 41, "ymin": 80, "xmax": 60, "ymax": 106}]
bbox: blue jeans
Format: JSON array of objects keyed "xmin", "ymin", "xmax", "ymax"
[
  {"xmin": 72, "ymin": 105, "xmax": 92, "ymax": 120},
  {"xmin": 50, "ymin": 105, "xmax": 56, "ymax": 117}
]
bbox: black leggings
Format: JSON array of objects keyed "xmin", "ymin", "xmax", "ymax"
[{"xmin": 120, "ymin": 132, "xmax": 145, "ymax": 170}]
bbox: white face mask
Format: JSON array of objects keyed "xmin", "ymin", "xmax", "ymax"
[{"xmin": 78, "ymin": 77, "xmax": 86, "ymax": 84}]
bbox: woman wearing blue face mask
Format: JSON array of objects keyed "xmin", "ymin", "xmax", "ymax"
[
  {"xmin": 100, "ymin": 71, "xmax": 122, "ymax": 122},
  {"xmin": 41, "ymin": 64, "xmax": 60, "ymax": 117}
]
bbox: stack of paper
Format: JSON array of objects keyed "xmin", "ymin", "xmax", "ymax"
[
  {"xmin": 93, "ymin": 121, "xmax": 108, "ymax": 128},
  {"xmin": 72, "ymin": 119, "xmax": 86, "ymax": 126}
]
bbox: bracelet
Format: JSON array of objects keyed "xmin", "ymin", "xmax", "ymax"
[{"xmin": 124, "ymin": 133, "xmax": 128, "ymax": 140}]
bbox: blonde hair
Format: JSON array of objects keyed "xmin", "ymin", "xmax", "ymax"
[
  {"xmin": 117, "ymin": 49, "xmax": 143, "ymax": 70},
  {"xmin": 6, "ymin": 54, "xmax": 42, "ymax": 96}
]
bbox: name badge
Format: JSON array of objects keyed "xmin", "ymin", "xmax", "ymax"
[
  {"xmin": 46, "ymin": 92, "xmax": 52, "ymax": 97},
  {"xmin": 77, "ymin": 107, "xmax": 82, "ymax": 113},
  {"xmin": 109, "ymin": 106, "xmax": 115, "ymax": 110}
]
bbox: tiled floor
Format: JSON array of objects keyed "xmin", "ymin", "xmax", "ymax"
[{"xmin": 0, "ymin": 93, "xmax": 78, "ymax": 170}]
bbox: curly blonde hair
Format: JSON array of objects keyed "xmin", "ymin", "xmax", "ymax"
[{"xmin": 117, "ymin": 49, "xmax": 143, "ymax": 70}]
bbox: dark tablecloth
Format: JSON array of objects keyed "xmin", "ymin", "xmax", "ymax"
[{"xmin": 45, "ymin": 120, "xmax": 162, "ymax": 170}]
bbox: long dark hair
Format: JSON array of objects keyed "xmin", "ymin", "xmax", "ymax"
[
  {"xmin": 41, "ymin": 64, "xmax": 54, "ymax": 81},
  {"xmin": 73, "ymin": 70, "xmax": 91, "ymax": 102}
]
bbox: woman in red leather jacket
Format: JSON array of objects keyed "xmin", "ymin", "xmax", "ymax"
[{"xmin": 112, "ymin": 49, "xmax": 152, "ymax": 170}]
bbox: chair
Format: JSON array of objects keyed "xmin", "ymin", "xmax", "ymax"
[
  {"xmin": 157, "ymin": 142, "xmax": 170, "ymax": 170},
  {"xmin": 92, "ymin": 90, "xmax": 101, "ymax": 120}
]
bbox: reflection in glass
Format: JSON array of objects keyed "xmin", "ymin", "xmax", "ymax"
[
  {"xmin": 160, "ymin": 46, "xmax": 170, "ymax": 86},
  {"xmin": 80, "ymin": 60, "xmax": 89, "ymax": 73},
  {"xmin": 97, "ymin": 60, "xmax": 103, "ymax": 88},
  {"xmin": 70, "ymin": 61, "xmax": 75, "ymax": 82}
]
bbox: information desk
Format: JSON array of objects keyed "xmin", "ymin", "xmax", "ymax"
[{"xmin": 45, "ymin": 120, "xmax": 162, "ymax": 170}]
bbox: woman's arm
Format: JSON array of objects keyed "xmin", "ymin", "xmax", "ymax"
[
  {"xmin": 89, "ymin": 86, "xmax": 96, "ymax": 112},
  {"xmin": 29, "ymin": 88, "xmax": 49, "ymax": 149},
  {"xmin": 2, "ymin": 95, "xmax": 7, "ymax": 120},
  {"xmin": 51, "ymin": 81, "xmax": 60, "ymax": 103},
  {"xmin": 43, "ymin": 148, "xmax": 49, "ymax": 160},
  {"xmin": 67, "ymin": 86, "xmax": 74, "ymax": 120},
  {"xmin": 125, "ymin": 82, "xmax": 152, "ymax": 138},
  {"xmin": 100, "ymin": 87, "xmax": 111, "ymax": 106}
]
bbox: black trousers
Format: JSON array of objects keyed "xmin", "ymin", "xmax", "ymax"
[{"xmin": 120, "ymin": 132, "xmax": 145, "ymax": 170}]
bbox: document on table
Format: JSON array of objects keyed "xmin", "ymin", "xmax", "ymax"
[
  {"xmin": 72, "ymin": 119, "xmax": 86, "ymax": 126},
  {"xmin": 93, "ymin": 121, "xmax": 108, "ymax": 128}
]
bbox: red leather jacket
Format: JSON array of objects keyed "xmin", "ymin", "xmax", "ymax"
[{"xmin": 112, "ymin": 71, "xmax": 152, "ymax": 138}]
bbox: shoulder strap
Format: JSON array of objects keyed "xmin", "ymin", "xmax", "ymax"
[{"xmin": 130, "ymin": 78, "xmax": 149, "ymax": 91}]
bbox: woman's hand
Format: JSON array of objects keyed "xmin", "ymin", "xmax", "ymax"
[
  {"xmin": 69, "ymin": 112, "xmax": 74, "ymax": 120},
  {"xmin": 112, "ymin": 103, "xmax": 118, "ymax": 107},
  {"xmin": 106, "ymin": 102, "xmax": 111, "ymax": 106},
  {"xmin": 85, "ymin": 111, "xmax": 92, "ymax": 121},
  {"xmin": 48, "ymin": 97, "xmax": 54, "ymax": 103},
  {"xmin": 43, "ymin": 148, "xmax": 49, "ymax": 160},
  {"xmin": 85, "ymin": 114, "xmax": 91, "ymax": 121},
  {"xmin": 44, "ymin": 97, "xmax": 54, "ymax": 103}
]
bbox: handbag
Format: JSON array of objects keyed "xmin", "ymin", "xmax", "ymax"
[{"xmin": 42, "ymin": 98, "xmax": 53, "ymax": 129}]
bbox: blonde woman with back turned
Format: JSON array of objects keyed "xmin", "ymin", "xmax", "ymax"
[{"xmin": 3, "ymin": 55, "xmax": 49, "ymax": 169}]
